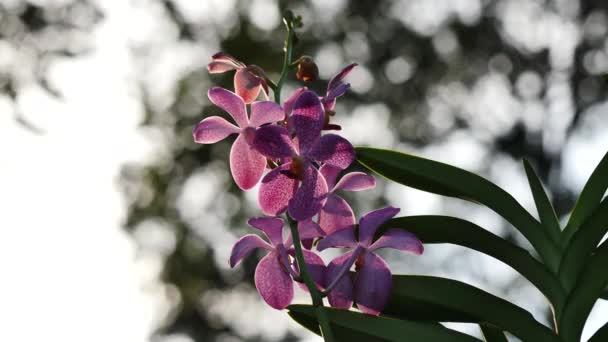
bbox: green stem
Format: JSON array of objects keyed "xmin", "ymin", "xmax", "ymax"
[{"xmin": 274, "ymin": 13, "xmax": 295, "ymax": 104}]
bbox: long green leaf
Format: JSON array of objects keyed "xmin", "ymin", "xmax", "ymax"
[
  {"xmin": 356, "ymin": 147, "xmax": 560, "ymax": 271},
  {"xmin": 382, "ymin": 275, "xmax": 559, "ymax": 342},
  {"xmin": 563, "ymin": 150, "xmax": 608, "ymax": 242},
  {"xmin": 479, "ymin": 324, "xmax": 508, "ymax": 342},
  {"xmin": 558, "ymin": 198, "xmax": 608, "ymax": 292},
  {"xmin": 288, "ymin": 304, "xmax": 481, "ymax": 342},
  {"xmin": 381, "ymin": 216, "xmax": 565, "ymax": 308},
  {"xmin": 559, "ymin": 242, "xmax": 608, "ymax": 342},
  {"xmin": 588, "ymin": 321, "xmax": 608, "ymax": 342},
  {"xmin": 523, "ymin": 160, "xmax": 561, "ymax": 244}
]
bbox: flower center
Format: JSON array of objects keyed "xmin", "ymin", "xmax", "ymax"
[
  {"xmin": 242, "ymin": 126, "xmax": 256, "ymax": 145},
  {"xmin": 289, "ymin": 156, "xmax": 306, "ymax": 179}
]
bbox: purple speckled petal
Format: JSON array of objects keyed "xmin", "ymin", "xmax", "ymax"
[
  {"xmin": 290, "ymin": 91, "xmax": 324, "ymax": 154},
  {"xmin": 235, "ymin": 68, "xmax": 262, "ymax": 104},
  {"xmin": 358, "ymin": 206, "xmax": 400, "ymax": 247},
  {"xmin": 318, "ymin": 194, "xmax": 356, "ymax": 235},
  {"xmin": 249, "ymin": 101, "xmax": 285, "ymax": 127},
  {"xmin": 283, "ymin": 87, "xmax": 307, "ymax": 117},
  {"xmin": 192, "ymin": 116, "xmax": 239, "ymax": 144},
  {"xmin": 208, "ymin": 87, "xmax": 248, "ymax": 128},
  {"xmin": 298, "ymin": 219, "xmax": 326, "ymax": 240},
  {"xmin": 326, "ymin": 251, "xmax": 355, "ymax": 309},
  {"xmin": 290, "ymin": 249, "xmax": 326, "ymax": 291},
  {"xmin": 229, "ymin": 134, "xmax": 266, "ymax": 190},
  {"xmin": 288, "ymin": 162, "xmax": 328, "ymax": 221},
  {"xmin": 354, "ymin": 250, "xmax": 392, "ymax": 316},
  {"xmin": 319, "ymin": 164, "xmax": 341, "ymax": 191},
  {"xmin": 255, "ymin": 252, "xmax": 294, "ymax": 310},
  {"xmin": 247, "ymin": 217, "xmax": 285, "ymax": 247},
  {"xmin": 258, "ymin": 163, "xmax": 298, "ymax": 216},
  {"xmin": 327, "ymin": 63, "xmax": 357, "ymax": 94},
  {"xmin": 317, "ymin": 227, "xmax": 357, "ymax": 251},
  {"xmin": 369, "ymin": 228, "xmax": 424, "ymax": 254},
  {"xmin": 252, "ymin": 125, "xmax": 297, "ymax": 159},
  {"xmin": 309, "ymin": 134, "xmax": 355, "ymax": 170},
  {"xmin": 229, "ymin": 234, "xmax": 272, "ymax": 267},
  {"xmin": 334, "ymin": 172, "xmax": 376, "ymax": 192}
]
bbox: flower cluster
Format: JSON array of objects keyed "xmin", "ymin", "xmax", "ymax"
[{"xmin": 194, "ymin": 52, "xmax": 423, "ymax": 315}]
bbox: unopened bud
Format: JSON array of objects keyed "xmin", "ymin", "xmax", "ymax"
[{"xmin": 295, "ymin": 56, "xmax": 319, "ymax": 82}]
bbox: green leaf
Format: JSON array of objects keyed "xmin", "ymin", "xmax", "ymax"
[
  {"xmin": 382, "ymin": 275, "xmax": 560, "ymax": 342},
  {"xmin": 355, "ymin": 147, "xmax": 560, "ymax": 271},
  {"xmin": 523, "ymin": 160, "xmax": 561, "ymax": 244},
  {"xmin": 479, "ymin": 324, "xmax": 508, "ymax": 342},
  {"xmin": 288, "ymin": 304, "xmax": 482, "ymax": 342},
  {"xmin": 558, "ymin": 198, "xmax": 608, "ymax": 292},
  {"xmin": 559, "ymin": 242, "xmax": 608, "ymax": 342},
  {"xmin": 563, "ymin": 150, "xmax": 608, "ymax": 242},
  {"xmin": 381, "ymin": 216, "xmax": 565, "ymax": 308},
  {"xmin": 588, "ymin": 321, "xmax": 608, "ymax": 342}
]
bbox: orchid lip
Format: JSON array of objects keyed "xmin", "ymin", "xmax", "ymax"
[{"xmin": 242, "ymin": 126, "xmax": 257, "ymax": 145}]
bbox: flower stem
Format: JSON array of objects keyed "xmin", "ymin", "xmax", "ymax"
[{"xmin": 274, "ymin": 11, "xmax": 296, "ymax": 104}]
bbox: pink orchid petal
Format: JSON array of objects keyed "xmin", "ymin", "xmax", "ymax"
[
  {"xmin": 255, "ymin": 252, "xmax": 294, "ymax": 310},
  {"xmin": 334, "ymin": 172, "xmax": 376, "ymax": 192},
  {"xmin": 283, "ymin": 87, "xmax": 307, "ymax": 116},
  {"xmin": 309, "ymin": 134, "xmax": 355, "ymax": 170},
  {"xmin": 369, "ymin": 228, "xmax": 424, "ymax": 254},
  {"xmin": 229, "ymin": 234, "xmax": 272, "ymax": 267},
  {"xmin": 317, "ymin": 227, "xmax": 357, "ymax": 251},
  {"xmin": 229, "ymin": 134, "xmax": 266, "ymax": 190},
  {"xmin": 247, "ymin": 217, "xmax": 285, "ymax": 247},
  {"xmin": 192, "ymin": 116, "xmax": 239, "ymax": 144},
  {"xmin": 318, "ymin": 194, "xmax": 356, "ymax": 235},
  {"xmin": 291, "ymin": 249, "xmax": 326, "ymax": 291},
  {"xmin": 235, "ymin": 68, "xmax": 262, "ymax": 104},
  {"xmin": 319, "ymin": 164, "xmax": 341, "ymax": 190},
  {"xmin": 354, "ymin": 250, "xmax": 392, "ymax": 316},
  {"xmin": 208, "ymin": 87, "xmax": 248, "ymax": 128},
  {"xmin": 327, "ymin": 63, "xmax": 357, "ymax": 95},
  {"xmin": 249, "ymin": 101, "xmax": 285, "ymax": 127},
  {"xmin": 290, "ymin": 91, "xmax": 324, "ymax": 154},
  {"xmin": 258, "ymin": 163, "xmax": 298, "ymax": 216},
  {"xmin": 326, "ymin": 251, "xmax": 355, "ymax": 309},
  {"xmin": 358, "ymin": 206, "xmax": 400, "ymax": 247},
  {"xmin": 252, "ymin": 125, "xmax": 297, "ymax": 159},
  {"xmin": 288, "ymin": 163, "xmax": 328, "ymax": 221},
  {"xmin": 298, "ymin": 219, "xmax": 326, "ymax": 240},
  {"xmin": 211, "ymin": 52, "xmax": 246, "ymax": 68},
  {"xmin": 207, "ymin": 61, "xmax": 239, "ymax": 74}
]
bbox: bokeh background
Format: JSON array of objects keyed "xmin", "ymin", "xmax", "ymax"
[{"xmin": 1, "ymin": 0, "xmax": 607, "ymax": 341}]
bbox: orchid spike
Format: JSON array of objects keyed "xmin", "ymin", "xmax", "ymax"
[
  {"xmin": 207, "ymin": 52, "xmax": 270, "ymax": 103},
  {"xmin": 252, "ymin": 90, "xmax": 355, "ymax": 220},
  {"xmin": 229, "ymin": 217, "xmax": 325, "ymax": 310},
  {"xmin": 193, "ymin": 87, "xmax": 284, "ymax": 190},
  {"xmin": 317, "ymin": 206, "xmax": 423, "ymax": 315}
]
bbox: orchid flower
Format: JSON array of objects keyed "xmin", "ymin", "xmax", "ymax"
[
  {"xmin": 193, "ymin": 87, "xmax": 284, "ymax": 190},
  {"xmin": 317, "ymin": 207, "xmax": 423, "ymax": 315},
  {"xmin": 252, "ymin": 90, "xmax": 355, "ymax": 220},
  {"xmin": 230, "ymin": 217, "xmax": 325, "ymax": 310},
  {"xmin": 207, "ymin": 52, "xmax": 269, "ymax": 103}
]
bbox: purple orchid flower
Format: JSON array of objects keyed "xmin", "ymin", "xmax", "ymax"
[
  {"xmin": 207, "ymin": 52, "xmax": 269, "ymax": 104},
  {"xmin": 252, "ymin": 90, "xmax": 355, "ymax": 221},
  {"xmin": 230, "ymin": 217, "xmax": 325, "ymax": 310},
  {"xmin": 317, "ymin": 207, "xmax": 423, "ymax": 316},
  {"xmin": 193, "ymin": 87, "xmax": 284, "ymax": 190},
  {"xmin": 318, "ymin": 165, "xmax": 376, "ymax": 235}
]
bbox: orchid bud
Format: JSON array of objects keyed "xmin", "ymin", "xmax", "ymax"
[{"xmin": 295, "ymin": 56, "xmax": 319, "ymax": 82}]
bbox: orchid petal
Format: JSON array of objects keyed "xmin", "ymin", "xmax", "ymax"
[
  {"xmin": 211, "ymin": 52, "xmax": 246, "ymax": 68},
  {"xmin": 252, "ymin": 125, "xmax": 297, "ymax": 159},
  {"xmin": 208, "ymin": 87, "xmax": 248, "ymax": 128},
  {"xmin": 354, "ymin": 250, "xmax": 392, "ymax": 316},
  {"xmin": 358, "ymin": 206, "xmax": 400, "ymax": 247},
  {"xmin": 192, "ymin": 116, "xmax": 239, "ymax": 144},
  {"xmin": 326, "ymin": 251, "xmax": 355, "ymax": 309},
  {"xmin": 319, "ymin": 164, "xmax": 341, "ymax": 190},
  {"xmin": 283, "ymin": 87, "xmax": 307, "ymax": 116},
  {"xmin": 290, "ymin": 91, "xmax": 324, "ymax": 154},
  {"xmin": 235, "ymin": 68, "xmax": 262, "ymax": 104},
  {"xmin": 298, "ymin": 219, "xmax": 326, "ymax": 240},
  {"xmin": 207, "ymin": 61, "xmax": 239, "ymax": 74},
  {"xmin": 309, "ymin": 134, "xmax": 354, "ymax": 170},
  {"xmin": 369, "ymin": 228, "xmax": 424, "ymax": 255},
  {"xmin": 290, "ymin": 249, "xmax": 326, "ymax": 291},
  {"xmin": 327, "ymin": 63, "xmax": 357, "ymax": 94},
  {"xmin": 288, "ymin": 163, "xmax": 328, "ymax": 221},
  {"xmin": 255, "ymin": 252, "xmax": 294, "ymax": 310},
  {"xmin": 229, "ymin": 134, "xmax": 266, "ymax": 190},
  {"xmin": 247, "ymin": 217, "xmax": 285, "ymax": 247},
  {"xmin": 334, "ymin": 172, "xmax": 376, "ymax": 192},
  {"xmin": 318, "ymin": 194, "xmax": 356, "ymax": 235},
  {"xmin": 258, "ymin": 163, "xmax": 298, "ymax": 216},
  {"xmin": 229, "ymin": 234, "xmax": 272, "ymax": 267},
  {"xmin": 317, "ymin": 227, "xmax": 357, "ymax": 251},
  {"xmin": 249, "ymin": 101, "xmax": 285, "ymax": 127}
]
